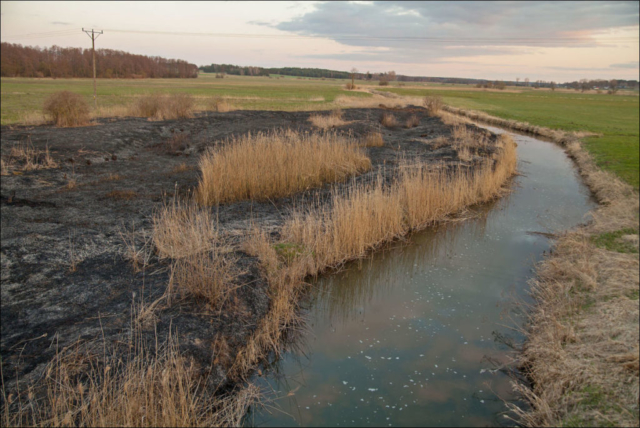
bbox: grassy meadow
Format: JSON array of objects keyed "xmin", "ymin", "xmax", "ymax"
[{"xmin": 2, "ymin": 73, "xmax": 638, "ymax": 187}]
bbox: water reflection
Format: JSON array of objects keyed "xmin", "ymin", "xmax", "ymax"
[{"xmin": 248, "ymin": 128, "xmax": 595, "ymax": 427}]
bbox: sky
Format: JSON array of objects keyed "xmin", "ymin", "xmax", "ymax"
[{"xmin": 1, "ymin": 1, "xmax": 639, "ymax": 82}]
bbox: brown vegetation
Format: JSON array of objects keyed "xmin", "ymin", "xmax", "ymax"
[
  {"xmin": 1, "ymin": 326, "xmax": 257, "ymax": 427},
  {"xmin": 196, "ymin": 129, "xmax": 370, "ymax": 205},
  {"xmin": 308, "ymin": 109, "xmax": 347, "ymax": 129},
  {"xmin": 423, "ymin": 95, "xmax": 443, "ymax": 115},
  {"xmin": 361, "ymin": 131, "xmax": 384, "ymax": 147},
  {"xmin": 43, "ymin": 91, "xmax": 90, "ymax": 127},
  {"xmin": 405, "ymin": 114, "xmax": 420, "ymax": 128},
  {"xmin": 379, "ymin": 112, "xmax": 398, "ymax": 128},
  {"xmin": 130, "ymin": 93, "xmax": 195, "ymax": 120},
  {"xmin": 206, "ymin": 96, "xmax": 233, "ymax": 113},
  {"xmin": 105, "ymin": 190, "xmax": 137, "ymax": 200},
  {"xmin": 1, "ymin": 140, "xmax": 58, "ymax": 174},
  {"xmin": 278, "ymin": 135, "xmax": 516, "ymax": 275}
]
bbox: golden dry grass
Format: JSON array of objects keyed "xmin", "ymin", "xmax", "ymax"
[
  {"xmin": 152, "ymin": 196, "xmax": 219, "ymax": 260},
  {"xmin": 423, "ymin": 95, "xmax": 443, "ymax": 115},
  {"xmin": 360, "ymin": 131, "xmax": 384, "ymax": 147},
  {"xmin": 379, "ymin": 112, "xmax": 398, "ymax": 128},
  {"xmin": 308, "ymin": 109, "xmax": 347, "ymax": 129},
  {"xmin": 130, "ymin": 93, "xmax": 195, "ymax": 120},
  {"xmin": 405, "ymin": 114, "xmax": 420, "ymax": 128},
  {"xmin": 206, "ymin": 96, "xmax": 233, "ymax": 113},
  {"xmin": 43, "ymin": 91, "xmax": 91, "ymax": 127},
  {"xmin": 195, "ymin": 129, "xmax": 371, "ymax": 205},
  {"xmin": 1, "ymin": 327, "xmax": 258, "ymax": 427},
  {"xmin": 2, "ymin": 141, "xmax": 58, "ymax": 174},
  {"xmin": 280, "ymin": 135, "xmax": 516, "ymax": 276}
]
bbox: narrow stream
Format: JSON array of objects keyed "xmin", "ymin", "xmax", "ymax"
[{"xmin": 247, "ymin": 126, "xmax": 596, "ymax": 427}]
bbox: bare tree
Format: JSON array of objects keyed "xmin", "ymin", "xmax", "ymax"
[
  {"xmin": 524, "ymin": 77, "xmax": 530, "ymax": 87},
  {"xmin": 550, "ymin": 81, "xmax": 556, "ymax": 91},
  {"xmin": 388, "ymin": 70, "xmax": 396, "ymax": 81},
  {"xmin": 579, "ymin": 78, "xmax": 590, "ymax": 92},
  {"xmin": 515, "ymin": 77, "xmax": 520, "ymax": 86},
  {"xmin": 608, "ymin": 79, "xmax": 619, "ymax": 94}
]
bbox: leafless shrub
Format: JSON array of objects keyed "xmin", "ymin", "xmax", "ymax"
[
  {"xmin": 206, "ymin": 96, "xmax": 232, "ymax": 113},
  {"xmin": 423, "ymin": 96, "xmax": 443, "ymax": 115},
  {"xmin": 43, "ymin": 91, "xmax": 91, "ymax": 127},
  {"xmin": 130, "ymin": 93, "xmax": 194, "ymax": 120}
]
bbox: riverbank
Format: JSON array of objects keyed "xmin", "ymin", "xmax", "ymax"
[
  {"xmin": 442, "ymin": 106, "xmax": 639, "ymax": 427},
  {"xmin": 1, "ymin": 106, "xmax": 517, "ymax": 425}
]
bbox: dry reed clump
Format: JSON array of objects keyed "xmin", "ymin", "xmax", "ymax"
[
  {"xmin": 42, "ymin": 91, "xmax": 91, "ymax": 127},
  {"xmin": 361, "ymin": 131, "xmax": 384, "ymax": 147},
  {"xmin": 152, "ymin": 195, "xmax": 219, "ymax": 260},
  {"xmin": 130, "ymin": 93, "xmax": 195, "ymax": 120},
  {"xmin": 206, "ymin": 96, "xmax": 233, "ymax": 113},
  {"xmin": 379, "ymin": 112, "xmax": 398, "ymax": 128},
  {"xmin": 423, "ymin": 95, "xmax": 443, "ymax": 115},
  {"xmin": 344, "ymin": 83, "xmax": 358, "ymax": 90},
  {"xmin": 280, "ymin": 135, "xmax": 517, "ymax": 276},
  {"xmin": 2, "ymin": 141, "xmax": 58, "ymax": 173},
  {"xmin": 1, "ymin": 328, "xmax": 258, "ymax": 427},
  {"xmin": 405, "ymin": 115, "xmax": 420, "ymax": 128},
  {"xmin": 195, "ymin": 129, "xmax": 371, "ymax": 205},
  {"xmin": 170, "ymin": 249, "xmax": 237, "ymax": 309},
  {"xmin": 308, "ymin": 109, "xmax": 347, "ymax": 129}
]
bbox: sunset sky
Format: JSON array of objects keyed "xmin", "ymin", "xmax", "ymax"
[{"xmin": 1, "ymin": 1, "xmax": 638, "ymax": 82}]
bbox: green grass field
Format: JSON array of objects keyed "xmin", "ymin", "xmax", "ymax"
[
  {"xmin": 381, "ymin": 86, "xmax": 639, "ymax": 188},
  {"xmin": 2, "ymin": 74, "xmax": 638, "ymax": 187}
]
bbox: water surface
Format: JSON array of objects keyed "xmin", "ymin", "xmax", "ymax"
[{"xmin": 248, "ymin": 127, "xmax": 595, "ymax": 427}]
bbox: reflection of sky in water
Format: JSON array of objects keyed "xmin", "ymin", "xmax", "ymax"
[{"xmin": 248, "ymin": 128, "xmax": 595, "ymax": 427}]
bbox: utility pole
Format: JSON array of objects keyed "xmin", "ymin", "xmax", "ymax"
[{"xmin": 82, "ymin": 28, "xmax": 103, "ymax": 108}]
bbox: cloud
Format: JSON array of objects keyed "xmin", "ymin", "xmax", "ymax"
[
  {"xmin": 261, "ymin": 1, "xmax": 639, "ymax": 62},
  {"xmin": 610, "ymin": 61, "xmax": 639, "ymax": 69},
  {"xmin": 50, "ymin": 21, "xmax": 71, "ymax": 26}
]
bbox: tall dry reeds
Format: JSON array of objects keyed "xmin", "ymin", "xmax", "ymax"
[
  {"xmin": 280, "ymin": 135, "xmax": 516, "ymax": 276},
  {"xmin": 196, "ymin": 130, "xmax": 371, "ymax": 205},
  {"xmin": 423, "ymin": 95, "xmax": 443, "ymax": 115},
  {"xmin": 379, "ymin": 112, "xmax": 398, "ymax": 128},
  {"xmin": 308, "ymin": 109, "xmax": 347, "ymax": 129},
  {"xmin": 2, "ymin": 324, "xmax": 257, "ymax": 427}
]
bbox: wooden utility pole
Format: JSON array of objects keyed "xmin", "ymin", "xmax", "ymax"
[{"xmin": 82, "ymin": 28, "xmax": 103, "ymax": 108}]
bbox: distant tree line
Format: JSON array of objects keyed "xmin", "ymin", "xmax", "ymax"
[
  {"xmin": 199, "ymin": 63, "xmax": 351, "ymax": 79},
  {"xmin": 1, "ymin": 42, "xmax": 199, "ymax": 78}
]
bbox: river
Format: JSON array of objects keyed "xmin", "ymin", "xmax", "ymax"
[{"xmin": 247, "ymin": 126, "xmax": 596, "ymax": 427}]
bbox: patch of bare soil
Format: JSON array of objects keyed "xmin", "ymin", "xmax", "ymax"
[{"xmin": 0, "ymin": 107, "xmax": 498, "ymax": 402}]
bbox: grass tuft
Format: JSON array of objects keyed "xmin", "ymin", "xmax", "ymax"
[
  {"xmin": 196, "ymin": 129, "xmax": 371, "ymax": 205},
  {"xmin": 43, "ymin": 91, "xmax": 90, "ymax": 127}
]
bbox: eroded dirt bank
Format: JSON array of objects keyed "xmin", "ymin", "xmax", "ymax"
[{"xmin": 1, "ymin": 107, "xmax": 506, "ymax": 402}]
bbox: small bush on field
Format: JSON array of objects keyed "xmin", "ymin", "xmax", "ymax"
[
  {"xmin": 379, "ymin": 80, "xmax": 389, "ymax": 86},
  {"xmin": 405, "ymin": 115, "xmax": 420, "ymax": 128},
  {"xmin": 344, "ymin": 82, "xmax": 357, "ymax": 90},
  {"xmin": 42, "ymin": 91, "xmax": 90, "ymax": 127},
  {"xmin": 361, "ymin": 131, "xmax": 384, "ymax": 147},
  {"xmin": 196, "ymin": 129, "xmax": 371, "ymax": 205},
  {"xmin": 380, "ymin": 113, "xmax": 398, "ymax": 128},
  {"xmin": 423, "ymin": 96, "xmax": 443, "ymax": 115}
]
